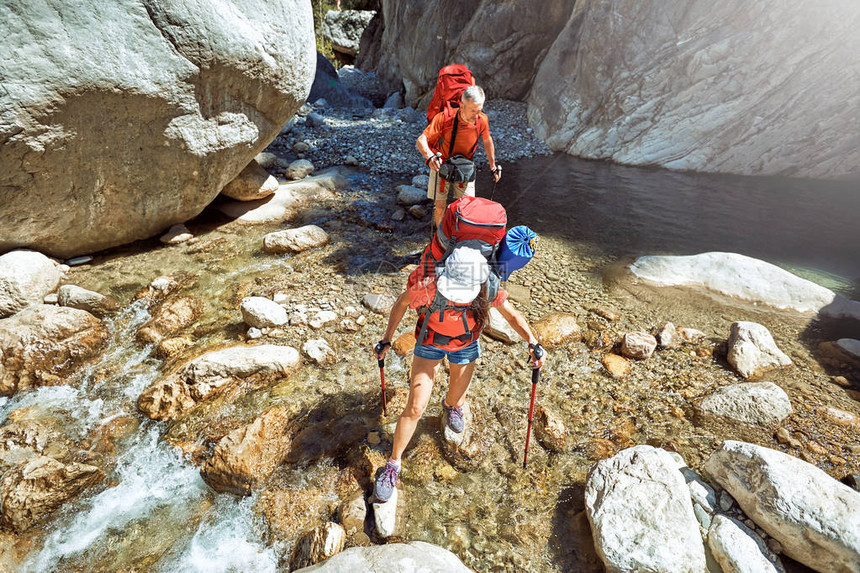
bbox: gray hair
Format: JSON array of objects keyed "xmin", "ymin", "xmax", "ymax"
[{"xmin": 461, "ymin": 85, "xmax": 485, "ymax": 105}]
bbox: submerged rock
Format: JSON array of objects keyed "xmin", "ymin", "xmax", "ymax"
[
  {"xmin": 704, "ymin": 440, "xmax": 860, "ymax": 573},
  {"xmin": 600, "ymin": 353, "xmax": 630, "ymax": 379},
  {"xmin": 0, "ymin": 305, "xmax": 108, "ymax": 396},
  {"xmin": 585, "ymin": 445, "xmax": 706, "ymax": 573},
  {"xmin": 534, "ymin": 406, "xmax": 567, "ymax": 452},
  {"xmin": 136, "ymin": 296, "xmax": 202, "ymax": 343},
  {"xmin": 0, "ymin": 251, "xmax": 61, "ymax": 318},
  {"xmin": 727, "ymin": 322, "xmax": 792, "ymax": 380},
  {"xmin": 532, "ymin": 312, "xmax": 581, "ymax": 347},
  {"xmin": 620, "ymin": 331, "xmax": 657, "ymax": 360},
  {"xmin": 138, "ymin": 344, "xmax": 301, "ymax": 420},
  {"xmin": 0, "ymin": 455, "xmax": 104, "ymax": 532}
]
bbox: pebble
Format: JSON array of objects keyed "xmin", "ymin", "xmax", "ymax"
[{"xmin": 248, "ymin": 327, "xmax": 262, "ymax": 339}]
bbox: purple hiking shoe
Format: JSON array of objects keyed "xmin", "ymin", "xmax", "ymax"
[
  {"xmin": 442, "ymin": 398, "xmax": 465, "ymax": 433},
  {"xmin": 374, "ymin": 460, "xmax": 400, "ymax": 502}
]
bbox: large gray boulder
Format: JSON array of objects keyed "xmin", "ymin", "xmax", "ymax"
[
  {"xmin": 0, "ymin": 0, "xmax": 315, "ymax": 258},
  {"xmin": 357, "ymin": 0, "xmax": 574, "ymax": 104},
  {"xmin": 323, "ymin": 10, "xmax": 376, "ymax": 57},
  {"xmin": 294, "ymin": 541, "xmax": 472, "ymax": 572},
  {"xmin": 529, "ymin": 0, "xmax": 860, "ymax": 179},
  {"xmin": 704, "ymin": 441, "xmax": 860, "ymax": 573}
]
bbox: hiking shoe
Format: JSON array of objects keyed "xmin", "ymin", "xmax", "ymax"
[
  {"xmin": 374, "ymin": 460, "xmax": 400, "ymax": 503},
  {"xmin": 442, "ymin": 398, "xmax": 465, "ymax": 433}
]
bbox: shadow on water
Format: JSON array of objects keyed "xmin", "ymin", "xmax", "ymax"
[{"xmin": 485, "ymin": 154, "xmax": 860, "ymax": 298}]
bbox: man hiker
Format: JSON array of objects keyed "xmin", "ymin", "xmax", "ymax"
[
  {"xmin": 417, "ymin": 85, "xmax": 502, "ymax": 227},
  {"xmin": 371, "ymin": 246, "xmax": 545, "ymax": 502}
]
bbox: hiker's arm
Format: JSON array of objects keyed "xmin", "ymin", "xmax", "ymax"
[
  {"xmin": 375, "ymin": 290, "xmax": 410, "ymax": 358},
  {"xmin": 417, "ymin": 133, "xmax": 441, "ymax": 171},
  {"xmin": 497, "ymin": 300, "xmax": 545, "ymax": 368},
  {"xmin": 483, "ymin": 133, "xmax": 500, "ymax": 182}
]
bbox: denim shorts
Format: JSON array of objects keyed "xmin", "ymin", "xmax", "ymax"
[{"xmin": 413, "ymin": 339, "xmax": 481, "ymax": 364}]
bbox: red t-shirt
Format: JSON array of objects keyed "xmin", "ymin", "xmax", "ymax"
[{"xmin": 423, "ymin": 110, "xmax": 489, "ymax": 161}]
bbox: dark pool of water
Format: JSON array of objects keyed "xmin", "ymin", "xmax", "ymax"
[{"xmin": 484, "ymin": 155, "xmax": 860, "ymax": 297}]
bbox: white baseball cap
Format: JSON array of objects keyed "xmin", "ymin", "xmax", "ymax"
[{"xmin": 436, "ymin": 247, "xmax": 489, "ymax": 304}]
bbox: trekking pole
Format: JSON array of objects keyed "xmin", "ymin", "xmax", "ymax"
[
  {"xmin": 374, "ymin": 341, "xmax": 390, "ymax": 415},
  {"xmin": 523, "ymin": 342, "xmax": 544, "ymax": 469},
  {"xmin": 490, "ymin": 165, "xmax": 502, "ymax": 201}
]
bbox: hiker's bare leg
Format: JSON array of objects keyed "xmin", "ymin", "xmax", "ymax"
[
  {"xmin": 390, "ymin": 356, "xmax": 440, "ymax": 463},
  {"xmin": 444, "ymin": 360, "xmax": 477, "ymax": 409},
  {"xmin": 433, "ymin": 199, "xmax": 446, "ymax": 228}
]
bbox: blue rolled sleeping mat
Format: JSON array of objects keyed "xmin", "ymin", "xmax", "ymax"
[{"xmin": 496, "ymin": 225, "xmax": 538, "ymax": 280}]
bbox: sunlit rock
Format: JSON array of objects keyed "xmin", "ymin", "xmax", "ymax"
[
  {"xmin": 727, "ymin": 322, "xmax": 792, "ymax": 380},
  {"xmin": 218, "ymin": 170, "xmax": 345, "ymax": 224},
  {"xmin": 200, "ymin": 406, "xmax": 295, "ymax": 495},
  {"xmin": 0, "ymin": 0, "xmax": 315, "ymax": 257},
  {"xmin": 338, "ymin": 491, "xmax": 367, "ymax": 535},
  {"xmin": 630, "ymin": 253, "xmax": 860, "ymax": 319},
  {"xmin": 708, "ymin": 514, "xmax": 785, "ymax": 573},
  {"xmin": 534, "ymin": 406, "xmax": 566, "ymax": 452},
  {"xmin": 303, "ymin": 338, "xmax": 335, "ymax": 366},
  {"xmin": 704, "ymin": 440, "xmax": 860, "ymax": 573},
  {"xmin": 0, "ymin": 305, "xmax": 108, "ymax": 396},
  {"xmin": 600, "ymin": 353, "xmax": 630, "ymax": 379},
  {"xmin": 240, "ymin": 296, "xmax": 288, "ymax": 328},
  {"xmin": 136, "ymin": 296, "xmax": 202, "ymax": 343},
  {"xmin": 656, "ymin": 322, "xmax": 678, "ymax": 349},
  {"xmin": 285, "ymin": 159, "xmax": 315, "ymax": 181},
  {"xmin": 585, "ymin": 445, "xmax": 706, "ymax": 573},
  {"xmin": 392, "ymin": 331, "xmax": 416, "ymax": 356},
  {"xmin": 529, "ymin": 2, "xmax": 860, "ymax": 179},
  {"xmin": 362, "ymin": 293, "xmax": 395, "ymax": 315},
  {"xmin": 159, "ymin": 224, "xmax": 194, "ymax": 244},
  {"xmin": 263, "ymin": 225, "xmax": 330, "ymax": 254},
  {"xmin": 0, "ymin": 408, "xmax": 65, "ymax": 475},
  {"xmin": 372, "ymin": 486, "xmax": 403, "ymax": 539},
  {"xmin": 133, "ymin": 273, "xmax": 197, "ymax": 306},
  {"xmin": 57, "ymin": 284, "xmax": 119, "ymax": 317},
  {"xmin": 0, "ymin": 455, "xmax": 104, "ymax": 533},
  {"xmin": 293, "ymin": 541, "xmax": 471, "ymax": 572},
  {"xmin": 532, "ymin": 312, "xmax": 581, "ymax": 347},
  {"xmin": 620, "ymin": 331, "xmax": 657, "ymax": 360},
  {"xmin": 138, "ymin": 344, "xmax": 300, "ymax": 420},
  {"xmin": 290, "ymin": 522, "xmax": 347, "ymax": 570},
  {"xmin": 699, "ymin": 382, "xmax": 793, "ymax": 427},
  {"xmin": 0, "ymin": 251, "xmax": 61, "ymax": 318},
  {"xmin": 221, "ymin": 160, "xmax": 279, "ymax": 201}
]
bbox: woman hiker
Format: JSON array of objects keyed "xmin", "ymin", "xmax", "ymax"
[{"xmin": 371, "ymin": 246, "xmax": 546, "ymax": 502}]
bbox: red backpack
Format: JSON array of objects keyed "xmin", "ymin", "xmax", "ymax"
[
  {"xmin": 426, "ymin": 64, "xmax": 475, "ymax": 124},
  {"xmin": 413, "ymin": 282, "xmax": 481, "ymax": 351}
]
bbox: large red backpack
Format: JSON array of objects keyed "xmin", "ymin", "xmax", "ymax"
[
  {"xmin": 426, "ymin": 64, "xmax": 475, "ymax": 124},
  {"xmin": 413, "ymin": 283, "xmax": 481, "ymax": 351},
  {"xmin": 409, "ymin": 196, "xmax": 506, "ymax": 288}
]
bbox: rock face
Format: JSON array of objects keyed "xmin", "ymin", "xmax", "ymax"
[
  {"xmin": 200, "ymin": 406, "xmax": 295, "ymax": 495},
  {"xmin": 704, "ymin": 441, "xmax": 860, "ymax": 573},
  {"xmin": 0, "ymin": 455, "xmax": 104, "ymax": 532},
  {"xmin": 727, "ymin": 322, "xmax": 792, "ymax": 380},
  {"xmin": 0, "ymin": 251, "xmax": 61, "ymax": 318},
  {"xmin": 700, "ymin": 382, "xmax": 793, "ymax": 426},
  {"xmin": 294, "ymin": 541, "xmax": 472, "ymax": 572},
  {"xmin": 528, "ymin": 1, "xmax": 860, "ymax": 179},
  {"xmin": 0, "ymin": 0, "xmax": 315, "ymax": 257},
  {"xmin": 0, "ymin": 305, "xmax": 108, "ymax": 396},
  {"xmin": 138, "ymin": 344, "xmax": 301, "ymax": 420},
  {"xmin": 585, "ymin": 445, "xmax": 706, "ymax": 573},
  {"xmin": 357, "ymin": 0, "xmax": 575, "ymax": 104},
  {"xmin": 630, "ymin": 252, "xmax": 860, "ymax": 318}
]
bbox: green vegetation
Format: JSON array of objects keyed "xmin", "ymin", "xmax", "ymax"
[{"xmin": 311, "ymin": 0, "xmax": 377, "ymax": 68}]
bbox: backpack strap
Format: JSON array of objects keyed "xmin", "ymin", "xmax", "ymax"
[{"xmin": 448, "ymin": 112, "xmax": 460, "ymax": 158}]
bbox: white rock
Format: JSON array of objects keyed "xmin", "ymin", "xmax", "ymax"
[
  {"xmin": 240, "ymin": 297, "xmax": 288, "ymax": 328},
  {"xmin": 656, "ymin": 322, "xmax": 678, "ymax": 348},
  {"xmin": 159, "ymin": 223, "xmax": 193, "ymax": 244},
  {"xmin": 621, "ymin": 331, "xmax": 657, "ymax": 360},
  {"xmin": 273, "ymin": 292, "xmax": 289, "ymax": 305},
  {"xmin": 362, "ymin": 293, "xmax": 395, "ymax": 315},
  {"xmin": 290, "ymin": 311, "xmax": 309, "ymax": 326},
  {"xmin": 373, "ymin": 486, "xmax": 399, "ymax": 539},
  {"xmin": 57, "ymin": 284, "xmax": 117, "ymax": 315},
  {"xmin": 263, "ymin": 225, "xmax": 330, "ymax": 254},
  {"xmin": 585, "ymin": 445, "xmax": 706, "ymax": 572},
  {"xmin": 708, "ymin": 514, "xmax": 784, "ymax": 573},
  {"xmin": 395, "ymin": 185, "xmax": 426, "ymax": 206},
  {"xmin": 309, "ymin": 311, "xmax": 337, "ymax": 330},
  {"xmin": 704, "ymin": 440, "xmax": 860, "ymax": 573},
  {"xmin": 483, "ymin": 307, "xmax": 521, "ymax": 344},
  {"xmin": 343, "ymin": 155, "xmax": 358, "ymax": 166},
  {"xmin": 678, "ymin": 327, "xmax": 705, "ymax": 344},
  {"xmin": 631, "ymin": 252, "xmax": 860, "ymax": 318},
  {"xmin": 727, "ymin": 322, "xmax": 792, "ymax": 379},
  {"xmin": 303, "ymin": 338, "xmax": 334, "ymax": 365},
  {"xmin": 700, "ymin": 382, "xmax": 793, "ymax": 426},
  {"xmin": 0, "ymin": 251, "xmax": 61, "ymax": 318},
  {"xmin": 247, "ymin": 327, "xmax": 263, "ymax": 339},
  {"xmin": 292, "ymin": 541, "xmax": 470, "ymax": 572},
  {"xmin": 285, "ymin": 159, "xmax": 315, "ymax": 180},
  {"xmin": 835, "ymin": 338, "xmax": 860, "ymax": 361}
]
